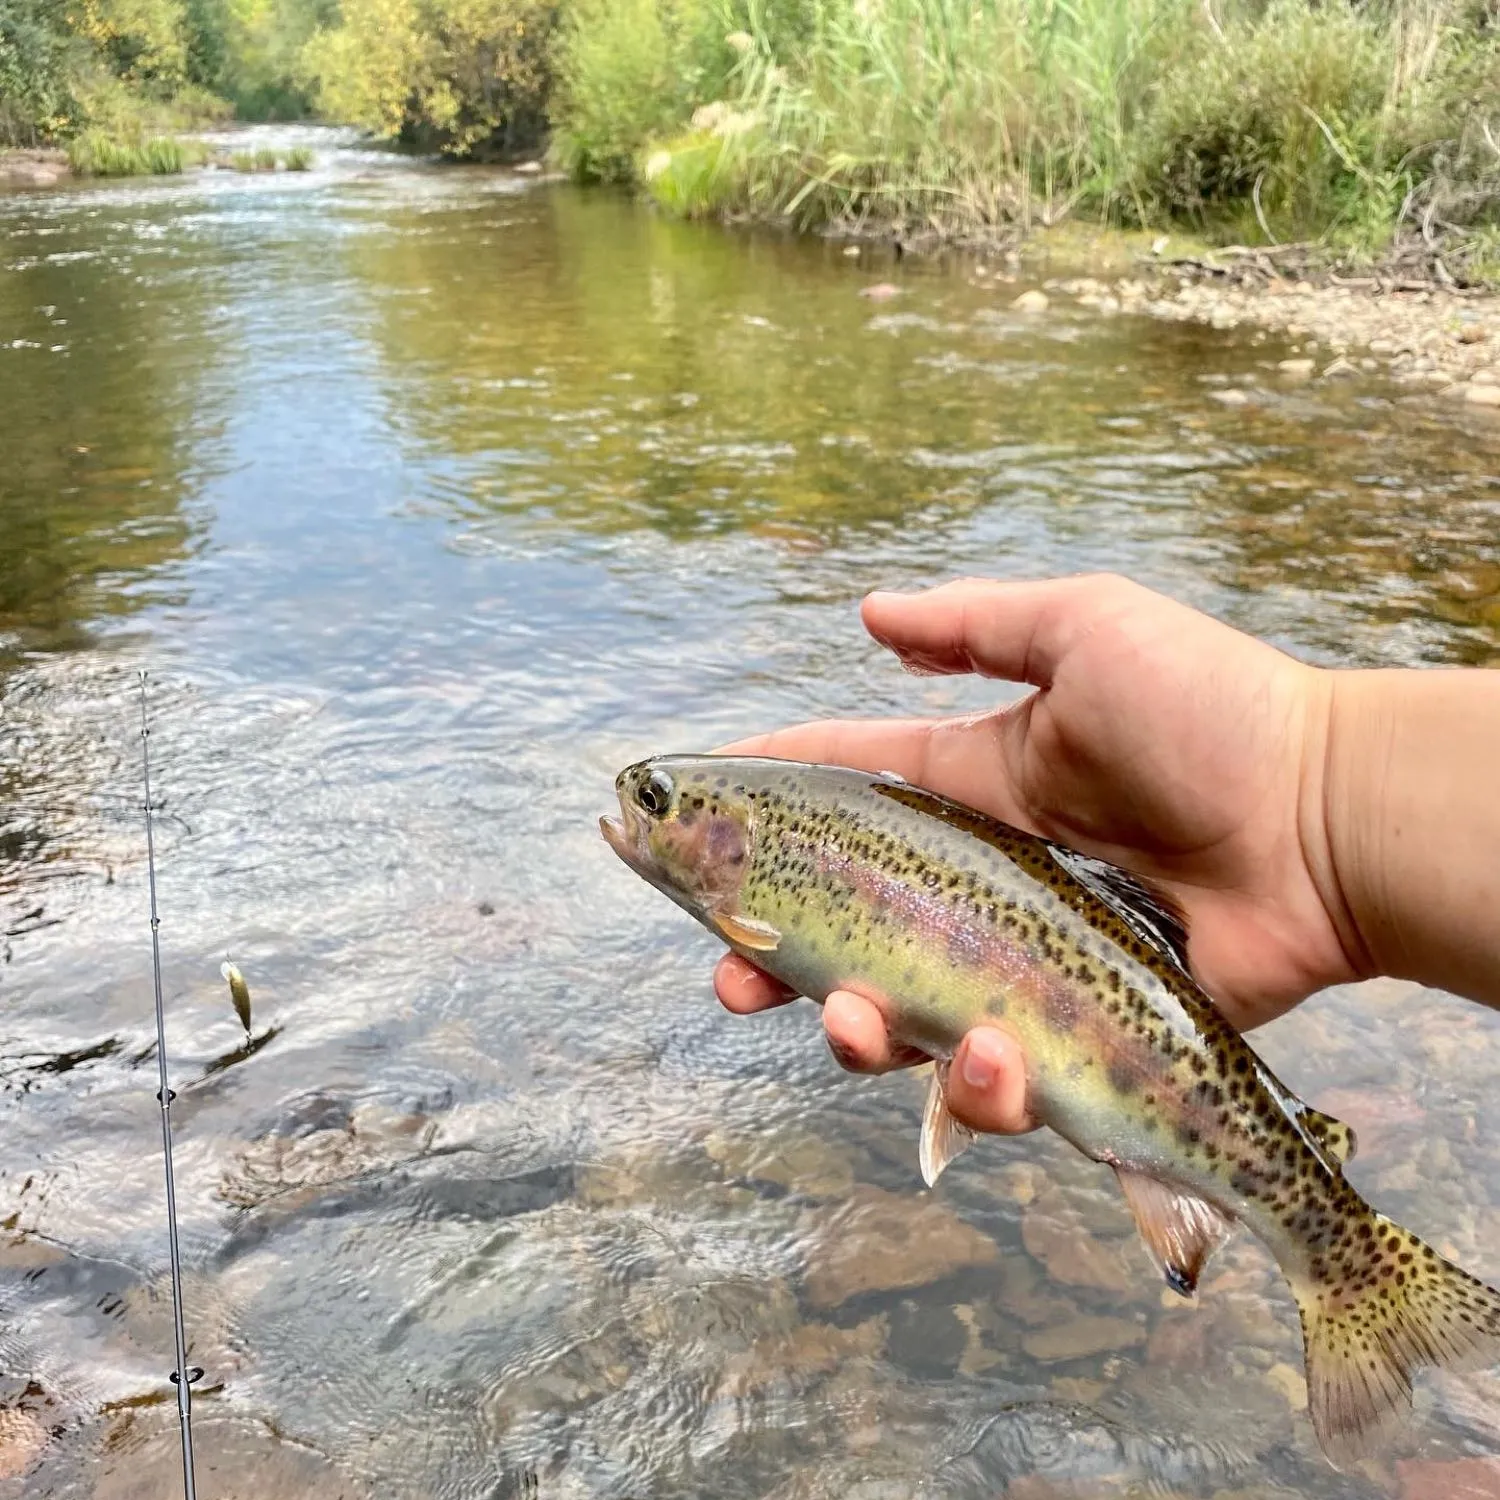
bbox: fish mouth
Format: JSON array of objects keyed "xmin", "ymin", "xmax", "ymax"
[{"xmin": 599, "ymin": 801, "xmax": 651, "ymax": 875}]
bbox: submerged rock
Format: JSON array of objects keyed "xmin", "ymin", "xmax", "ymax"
[
  {"xmin": 0, "ymin": 1406, "xmax": 49, "ymax": 1481},
  {"xmin": 90, "ymin": 1414, "xmax": 373, "ymax": 1500},
  {"xmin": 1013, "ymin": 290, "xmax": 1049, "ymax": 313},
  {"xmin": 1022, "ymin": 1314, "xmax": 1146, "ymax": 1363},
  {"xmin": 1396, "ymin": 1456, "xmax": 1500, "ymax": 1500},
  {"xmin": 801, "ymin": 1185, "xmax": 999, "ymax": 1309},
  {"xmin": 1021, "ymin": 1185, "xmax": 1136, "ymax": 1294}
]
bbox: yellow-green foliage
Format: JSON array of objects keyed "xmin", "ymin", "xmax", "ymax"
[
  {"xmin": 549, "ymin": 0, "xmax": 739, "ymax": 181},
  {"xmin": 299, "ymin": 0, "xmax": 555, "ymax": 154}
]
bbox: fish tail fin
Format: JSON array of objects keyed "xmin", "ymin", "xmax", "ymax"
[{"xmin": 1292, "ymin": 1212, "xmax": 1500, "ymax": 1468}]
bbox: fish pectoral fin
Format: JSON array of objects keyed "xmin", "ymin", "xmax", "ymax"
[
  {"xmin": 710, "ymin": 909, "xmax": 782, "ymax": 952},
  {"xmin": 1113, "ymin": 1166, "xmax": 1236, "ymax": 1298},
  {"xmin": 1300, "ymin": 1105, "xmax": 1357, "ymax": 1165},
  {"xmin": 919, "ymin": 1061, "xmax": 976, "ymax": 1188}
]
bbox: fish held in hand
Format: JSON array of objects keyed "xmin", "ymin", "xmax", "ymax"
[{"xmin": 600, "ymin": 753, "xmax": 1500, "ymax": 1468}]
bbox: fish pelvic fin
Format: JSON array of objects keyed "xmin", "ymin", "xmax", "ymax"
[
  {"xmin": 1299, "ymin": 1105, "xmax": 1358, "ymax": 1166},
  {"xmin": 1113, "ymin": 1167, "xmax": 1235, "ymax": 1297},
  {"xmin": 1292, "ymin": 1212, "xmax": 1500, "ymax": 1469},
  {"xmin": 711, "ymin": 910, "xmax": 781, "ymax": 952},
  {"xmin": 918, "ymin": 1061, "xmax": 976, "ymax": 1188}
]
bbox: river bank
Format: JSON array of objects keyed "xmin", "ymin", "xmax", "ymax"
[
  {"xmin": 839, "ymin": 223, "xmax": 1500, "ymax": 405},
  {"xmin": 0, "ymin": 150, "xmax": 69, "ymax": 189}
]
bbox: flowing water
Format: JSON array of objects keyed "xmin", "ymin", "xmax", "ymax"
[{"xmin": 2, "ymin": 124, "xmax": 1500, "ymax": 1500}]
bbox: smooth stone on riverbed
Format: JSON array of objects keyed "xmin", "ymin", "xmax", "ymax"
[
  {"xmin": 1209, "ymin": 388, "xmax": 1251, "ymax": 406},
  {"xmin": 1396, "ymin": 1456, "xmax": 1500, "ymax": 1500},
  {"xmin": 1466, "ymin": 382, "xmax": 1500, "ymax": 406},
  {"xmin": 1013, "ymin": 290, "xmax": 1049, "ymax": 313},
  {"xmin": 801, "ymin": 1184, "xmax": 999, "ymax": 1308},
  {"xmin": 1276, "ymin": 358, "xmax": 1315, "ymax": 378},
  {"xmin": 1022, "ymin": 1184, "xmax": 1136, "ymax": 1293},
  {"xmin": 1022, "ymin": 1314, "xmax": 1146, "ymax": 1362}
]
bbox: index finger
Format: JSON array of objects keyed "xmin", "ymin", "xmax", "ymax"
[{"xmin": 713, "ymin": 714, "xmax": 1035, "ymax": 833}]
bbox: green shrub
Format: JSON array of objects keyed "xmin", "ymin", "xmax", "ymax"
[{"xmin": 549, "ymin": 0, "xmax": 740, "ymax": 181}]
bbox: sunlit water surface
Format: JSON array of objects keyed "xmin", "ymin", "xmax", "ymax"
[{"xmin": 3, "ymin": 124, "xmax": 1500, "ymax": 1500}]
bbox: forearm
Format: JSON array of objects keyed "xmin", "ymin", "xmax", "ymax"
[{"xmin": 1318, "ymin": 667, "xmax": 1500, "ymax": 1006}]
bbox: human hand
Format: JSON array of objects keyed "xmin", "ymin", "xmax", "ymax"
[{"xmin": 713, "ymin": 573, "xmax": 1360, "ymax": 1137}]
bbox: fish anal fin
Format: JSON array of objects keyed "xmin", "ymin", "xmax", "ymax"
[
  {"xmin": 711, "ymin": 910, "xmax": 781, "ymax": 952},
  {"xmin": 1301, "ymin": 1105, "xmax": 1357, "ymax": 1165},
  {"xmin": 1045, "ymin": 846, "xmax": 1193, "ymax": 974},
  {"xmin": 919, "ymin": 1062, "xmax": 976, "ymax": 1188},
  {"xmin": 1114, "ymin": 1166, "xmax": 1235, "ymax": 1298}
]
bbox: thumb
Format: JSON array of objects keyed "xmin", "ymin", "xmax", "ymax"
[{"xmin": 944, "ymin": 1026, "xmax": 1037, "ymax": 1135}]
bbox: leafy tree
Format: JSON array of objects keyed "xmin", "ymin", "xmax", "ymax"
[{"xmin": 300, "ymin": 0, "xmax": 556, "ymax": 154}]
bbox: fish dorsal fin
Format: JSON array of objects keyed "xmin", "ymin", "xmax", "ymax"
[
  {"xmin": 1114, "ymin": 1166, "xmax": 1236, "ymax": 1297},
  {"xmin": 918, "ymin": 1061, "xmax": 976, "ymax": 1187},
  {"xmin": 1299, "ymin": 1105, "xmax": 1358, "ymax": 1165},
  {"xmin": 711, "ymin": 909, "xmax": 781, "ymax": 952},
  {"xmin": 1045, "ymin": 845, "xmax": 1193, "ymax": 974}
]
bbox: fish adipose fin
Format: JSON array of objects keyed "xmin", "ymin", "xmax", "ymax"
[
  {"xmin": 711, "ymin": 910, "xmax": 781, "ymax": 952},
  {"xmin": 1293, "ymin": 1214, "xmax": 1500, "ymax": 1469},
  {"xmin": 1299, "ymin": 1105, "xmax": 1358, "ymax": 1165},
  {"xmin": 1114, "ymin": 1167, "xmax": 1236, "ymax": 1297},
  {"xmin": 1044, "ymin": 846, "xmax": 1193, "ymax": 974},
  {"xmin": 919, "ymin": 1062, "xmax": 976, "ymax": 1187}
]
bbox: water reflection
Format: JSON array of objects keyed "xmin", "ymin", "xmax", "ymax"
[{"xmin": 1, "ymin": 126, "xmax": 1498, "ymax": 1499}]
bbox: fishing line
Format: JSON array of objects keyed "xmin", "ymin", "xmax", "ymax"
[{"xmin": 138, "ymin": 669, "xmax": 201, "ymax": 1500}]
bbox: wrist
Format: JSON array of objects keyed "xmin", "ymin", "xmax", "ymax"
[
  {"xmin": 1313, "ymin": 665, "xmax": 1500, "ymax": 1005},
  {"xmin": 1308, "ymin": 668, "xmax": 1387, "ymax": 989}
]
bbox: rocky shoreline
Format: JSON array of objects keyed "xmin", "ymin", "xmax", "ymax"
[
  {"xmin": 0, "ymin": 148, "xmax": 69, "ymax": 188},
  {"xmin": 1033, "ymin": 259, "xmax": 1499, "ymax": 407}
]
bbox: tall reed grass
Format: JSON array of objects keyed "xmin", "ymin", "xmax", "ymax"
[
  {"xmin": 66, "ymin": 130, "xmax": 192, "ymax": 177},
  {"xmin": 551, "ymin": 0, "xmax": 1500, "ymax": 266}
]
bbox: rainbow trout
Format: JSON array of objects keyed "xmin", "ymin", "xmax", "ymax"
[{"xmin": 600, "ymin": 754, "xmax": 1500, "ymax": 1468}]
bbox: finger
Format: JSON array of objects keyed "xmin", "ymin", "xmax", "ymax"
[
  {"xmin": 713, "ymin": 716, "xmax": 1035, "ymax": 833},
  {"xmin": 944, "ymin": 1026, "xmax": 1037, "ymax": 1135},
  {"xmin": 862, "ymin": 574, "xmax": 1139, "ymax": 686},
  {"xmin": 823, "ymin": 989, "xmax": 929, "ymax": 1074},
  {"xmin": 714, "ymin": 953, "xmax": 798, "ymax": 1014}
]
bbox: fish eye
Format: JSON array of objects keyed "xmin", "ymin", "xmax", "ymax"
[{"xmin": 637, "ymin": 769, "xmax": 675, "ymax": 817}]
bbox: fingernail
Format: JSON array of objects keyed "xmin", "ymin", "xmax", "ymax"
[
  {"xmin": 961, "ymin": 1031, "xmax": 1003, "ymax": 1091},
  {"xmin": 828, "ymin": 1037, "xmax": 858, "ymax": 1071}
]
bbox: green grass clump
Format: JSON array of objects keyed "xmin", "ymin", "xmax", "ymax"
[
  {"xmin": 284, "ymin": 146, "xmax": 313, "ymax": 170},
  {"xmin": 230, "ymin": 150, "xmax": 256, "ymax": 171},
  {"xmin": 66, "ymin": 129, "xmax": 187, "ymax": 177},
  {"xmin": 254, "ymin": 147, "xmax": 279, "ymax": 170}
]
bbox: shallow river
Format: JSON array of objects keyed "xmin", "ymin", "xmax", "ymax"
[{"xmin": 2, "ymin": 124, "xmax": 1499, "ymax": 1500}]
